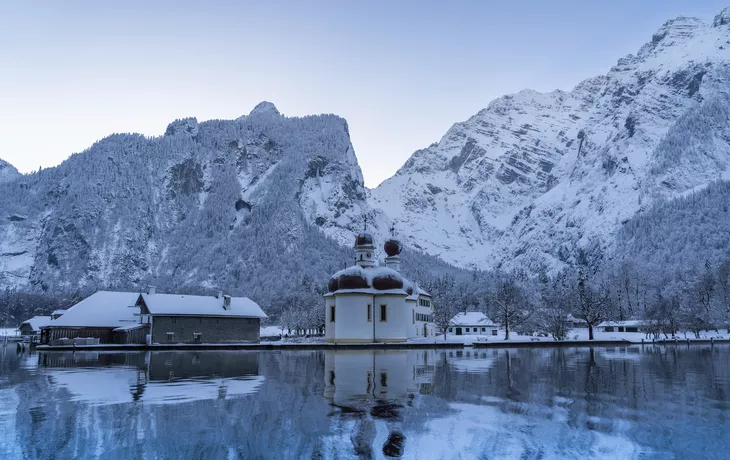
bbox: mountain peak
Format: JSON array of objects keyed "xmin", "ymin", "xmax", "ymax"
[
  {"xmin": 249, "ymin": 101, "xmax": 281, "ymax": 117},
  {"xmin": 714, "ymin": 6, "xmax": 730, "ymax": 27},
  {"xmin": 0, "ymin": 158, "xmax": 20, "ymax": 183}
]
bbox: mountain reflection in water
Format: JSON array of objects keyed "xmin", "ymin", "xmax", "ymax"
[{"xmin": 1, "ymin": 345, "xmax": 729, "ymax": 459}]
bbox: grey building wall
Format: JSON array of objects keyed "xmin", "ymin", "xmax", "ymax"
[{"xmin": 151, "ymin": 316, "xmax": 260, "ymax": 344}]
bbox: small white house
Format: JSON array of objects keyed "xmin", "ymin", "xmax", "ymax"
[
  {"xmin": 447, "ymin": 312, "xmax": 498, "ymax": 336},
  {"xmin": 597, "ymin": 320, "xmax": 649, "ymax": 333}
]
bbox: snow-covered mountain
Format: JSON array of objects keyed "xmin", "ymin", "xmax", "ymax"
[
  {"xmin": 2, "ymin": 7, "xmax": 730, "ymax": 298},
  {"xmin": 0, "ymin": 103, "xmax": 382, "ymax": 297},
  {"xmin": 371, "ymin": 7, "xmax": 730, "ymax": 272}
]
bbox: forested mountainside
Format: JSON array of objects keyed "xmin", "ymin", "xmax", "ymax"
[
  {"xmin": 3, "ymin": 8, "xmax": 730, "ymax": 325},
  {"xmin": 372, "ymin": 7, "xmax": 730, "ymax": 272},
  {"xmin": 0, "ymin": 102, "xmax": 461, "ymax": 322}
]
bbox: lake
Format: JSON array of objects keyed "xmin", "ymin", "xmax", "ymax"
[{"xmin": 1, "ymin": 345, "xmax": 729, "ymax": 459}]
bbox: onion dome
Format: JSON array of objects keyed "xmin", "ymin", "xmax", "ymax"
[
  {"xmin": 338, "ymin": 273, "xmax": 370, "ymax": 290},
  {"xmin": 327, "ymin": 277, "xmax": 339, "ymax": 293},
  {"xmin": 372, "ymin": 272, "xmax": 404, "ymax": 290},
  {"xmin": 383, "ymin": 239, "xmax": 402, "ymax": 257},
  {"xmin": 355, "ymin": 231, "xmax": 375, "ymax": 248}
]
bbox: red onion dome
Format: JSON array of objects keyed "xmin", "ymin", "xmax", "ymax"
[
  {"xmin": 327, "ymin": 277, "xmax": 339, "ymax": 293},
  {"xmin": 372, "ymin": 273, "xmax": 404, "ymax": 290},
  {"xmin": 383, "ymin": 239, "xmax": 402, "ymax": 257},
  {"xmin": 337, "ymin": 273, "xmax": 371, "ymax": 290}
]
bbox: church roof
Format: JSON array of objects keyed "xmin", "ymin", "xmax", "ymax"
[{"xmin": 328, "ymin": 265, "xmax": 413, "ymax": 296}]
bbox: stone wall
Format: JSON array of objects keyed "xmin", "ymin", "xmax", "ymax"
[{"xmin": 151, "ymin": 316, "xmax": 260, "ymax": 344}]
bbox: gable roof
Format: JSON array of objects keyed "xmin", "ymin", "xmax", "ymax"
[
  {"xmin": 45, "ymin": 291, "xmax": 141, "ymax": 328},
  {"xmin": 138, "ymin": 293, "xmax": 267, "ymax": 319},
  {"xmin": 450, "ymin": 312, "xmax": 496, "ymax": 327},
  {"xmin": 20, "ymin": 316, "xmax": 52, "ymax": 332}
]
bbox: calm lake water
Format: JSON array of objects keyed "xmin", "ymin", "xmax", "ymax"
[{"xmin": 1, "ymin": 345, "xmax": 729, "ymax": 459}]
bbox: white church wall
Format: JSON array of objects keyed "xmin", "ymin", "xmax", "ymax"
[
  {"xmin": 334, "ymin": 294, "xmax": 375, "ymax": 343},
  {"xmin": 373, "ymin": 294, "xmax": 408, "ymax": 342}
]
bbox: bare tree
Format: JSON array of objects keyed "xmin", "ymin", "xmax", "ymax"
[
  {"xmin": 537, "ymin": 272, "xmax": 572, "ymax": 341},
  {"xmin": 488, "ymin": 278, "xmax": 534, "ymax": 340},
  {"xmin": 426, "ymin": 275, "xmax": 461, "ymax": 341},
  {"xmin": 574, "ymin": 271, "xmax": 613, "ymax": 340}
]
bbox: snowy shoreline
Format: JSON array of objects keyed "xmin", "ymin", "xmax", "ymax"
[{"xmin": 33, "ymin": 336, "xmax": 730, "ymax": 352}]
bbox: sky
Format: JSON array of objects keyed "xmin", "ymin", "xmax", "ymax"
[{"xmin": 1, "ymin": 1, "xmax": 728, "ymax": 187}]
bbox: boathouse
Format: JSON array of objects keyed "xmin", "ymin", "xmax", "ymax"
[
  {"xmin": 136, "ymin": 287, "xmax": 267, "ymax": 344},
  {"xmin": 40, "ymin": 291, "xmax": 144, "ymax": 345},
  {"xmin": 18, "ymin": 316, "xmax": 52, "ymax": 341}
]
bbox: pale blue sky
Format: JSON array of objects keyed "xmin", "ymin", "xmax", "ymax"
[{"xmin": 1, "ymin": 1, "xmax": 727, "ymax": 186}]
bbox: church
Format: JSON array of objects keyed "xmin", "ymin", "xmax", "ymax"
[{"xmin": 324, "ymin": 232, "xmax": 435, "ymax": 343}]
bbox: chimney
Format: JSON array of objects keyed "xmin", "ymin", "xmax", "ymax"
[
  {"xmin": 223, "ymin": 295, "xmax": 231, "ymax": 310},
  {"xmin": 148, "ymin": 285, "xmax": 156, "ymax": 295},
  {"xmin": 217, "ymin": 291, "xmax": 223, "ymax": 299}
]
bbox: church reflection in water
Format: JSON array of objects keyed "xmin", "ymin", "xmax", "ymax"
[
  {"xmin": 323, "ymin": 349, "xmax": 436, "ymax": 457},
  {"xmin": 35, "ymin": 350, "xmax": 264, "ymax": 405}
]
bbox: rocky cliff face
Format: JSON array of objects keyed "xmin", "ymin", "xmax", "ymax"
[
  {"xmin": 371, "ymin": 8, "xmax": 730, "ymax": 272},
  {"xmin": 0, "ymin": 103, "xmax": 379, "ymax": 300}
]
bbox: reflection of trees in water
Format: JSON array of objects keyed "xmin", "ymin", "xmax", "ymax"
[{"xmin": 4, "ymin": 346, "xmax": 730, "ymax": 458}]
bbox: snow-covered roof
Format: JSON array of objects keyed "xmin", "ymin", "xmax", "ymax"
[
  {"xmin": 450, "ymin": 312, "xmax": 496, "ymax": 327},
  {"xmin": 139, "ymin": 293, "xmax": 267, "ymax": 319},
  {"xmin": 45, "ymin": 291, "xmax": 141, "ymax": 329},
  {"xmin": 597, "ymin": 320, "xmax": 649, "ymax": 327},
  {"xmin": 51, "ymin": 309, "xmax": 67, "ymax": 316},
  {"xmin": 406, "ymin": 285, "xmax": 431, "ymax": 301},
  {"xmin": 20, "ymin": 316, "xmax": 52, "ymax": 332},
  {"xmin": 329, "ymin": 264, "xmax": 414, "ymax": 296}
]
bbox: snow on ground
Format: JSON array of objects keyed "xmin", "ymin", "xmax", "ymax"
[
  {"xmin": 260, "ymin": 325, "xmax": 285, "ymax": 337},
  {"xmin": 260, "ymin": 325, "xmax": 730, "ymax": 345},
  {"xmin": 0, "ymin": 328, "xmax": 19, "ymax": 337},
  {"xmin": 409, "ymin": 328, "xmax": 730, "ymax": 345}
]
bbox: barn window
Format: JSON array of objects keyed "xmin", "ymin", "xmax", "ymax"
[
  {"xmin": 482, "ymin": 327, "xmax": 486, "ymax": 332},
  {"xmin": 166, "ymin": 332, "xmax": 174, "ymax": 342},
  {"xmin": 193, "ymin": 333, "xmax": 202, "ymax": 343},
  {"xmin": 492, "ymin": 329, "xmax": 498, "ymax": 336}
]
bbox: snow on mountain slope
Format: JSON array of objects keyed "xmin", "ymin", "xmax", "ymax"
[
  {"xmin": 0, "ymin": 159, "xmax": 20, "ymax": 183},
  {"xmin": 0, "ymin": 103, "xmax": 378, "ymax": 298},
  {"xmin": 370, "ymin": 7, "xmax": 730, "ymax": 272}
]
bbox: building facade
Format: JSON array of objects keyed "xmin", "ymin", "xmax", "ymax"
[
  {"xmin": 324, "ymin": 233, "xmax": 435, "ymax": 343},
  {"xmin": 137, "ymin": 290, "xmax": 267, "ymax": 344},
  {"xmin": 447, "ymin": 312, "xmax": 498, "ymax": 336}
]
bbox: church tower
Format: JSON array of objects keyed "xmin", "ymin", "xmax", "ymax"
[{"xmin": 354, "ymin": 232, "xmax": 376, "ymax": 268}]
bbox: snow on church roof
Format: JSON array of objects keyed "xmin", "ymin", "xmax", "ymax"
[
  {"xmin": 450, "ymin": 312, "xmax": 496, "ymax": 327},
  {"xmin": 45, "ymin": 291, "xmax": 141, "ymax": 328},
  {"xmin": 139, "ymin": 293, "xmax": 267, "ymax": 318}
]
